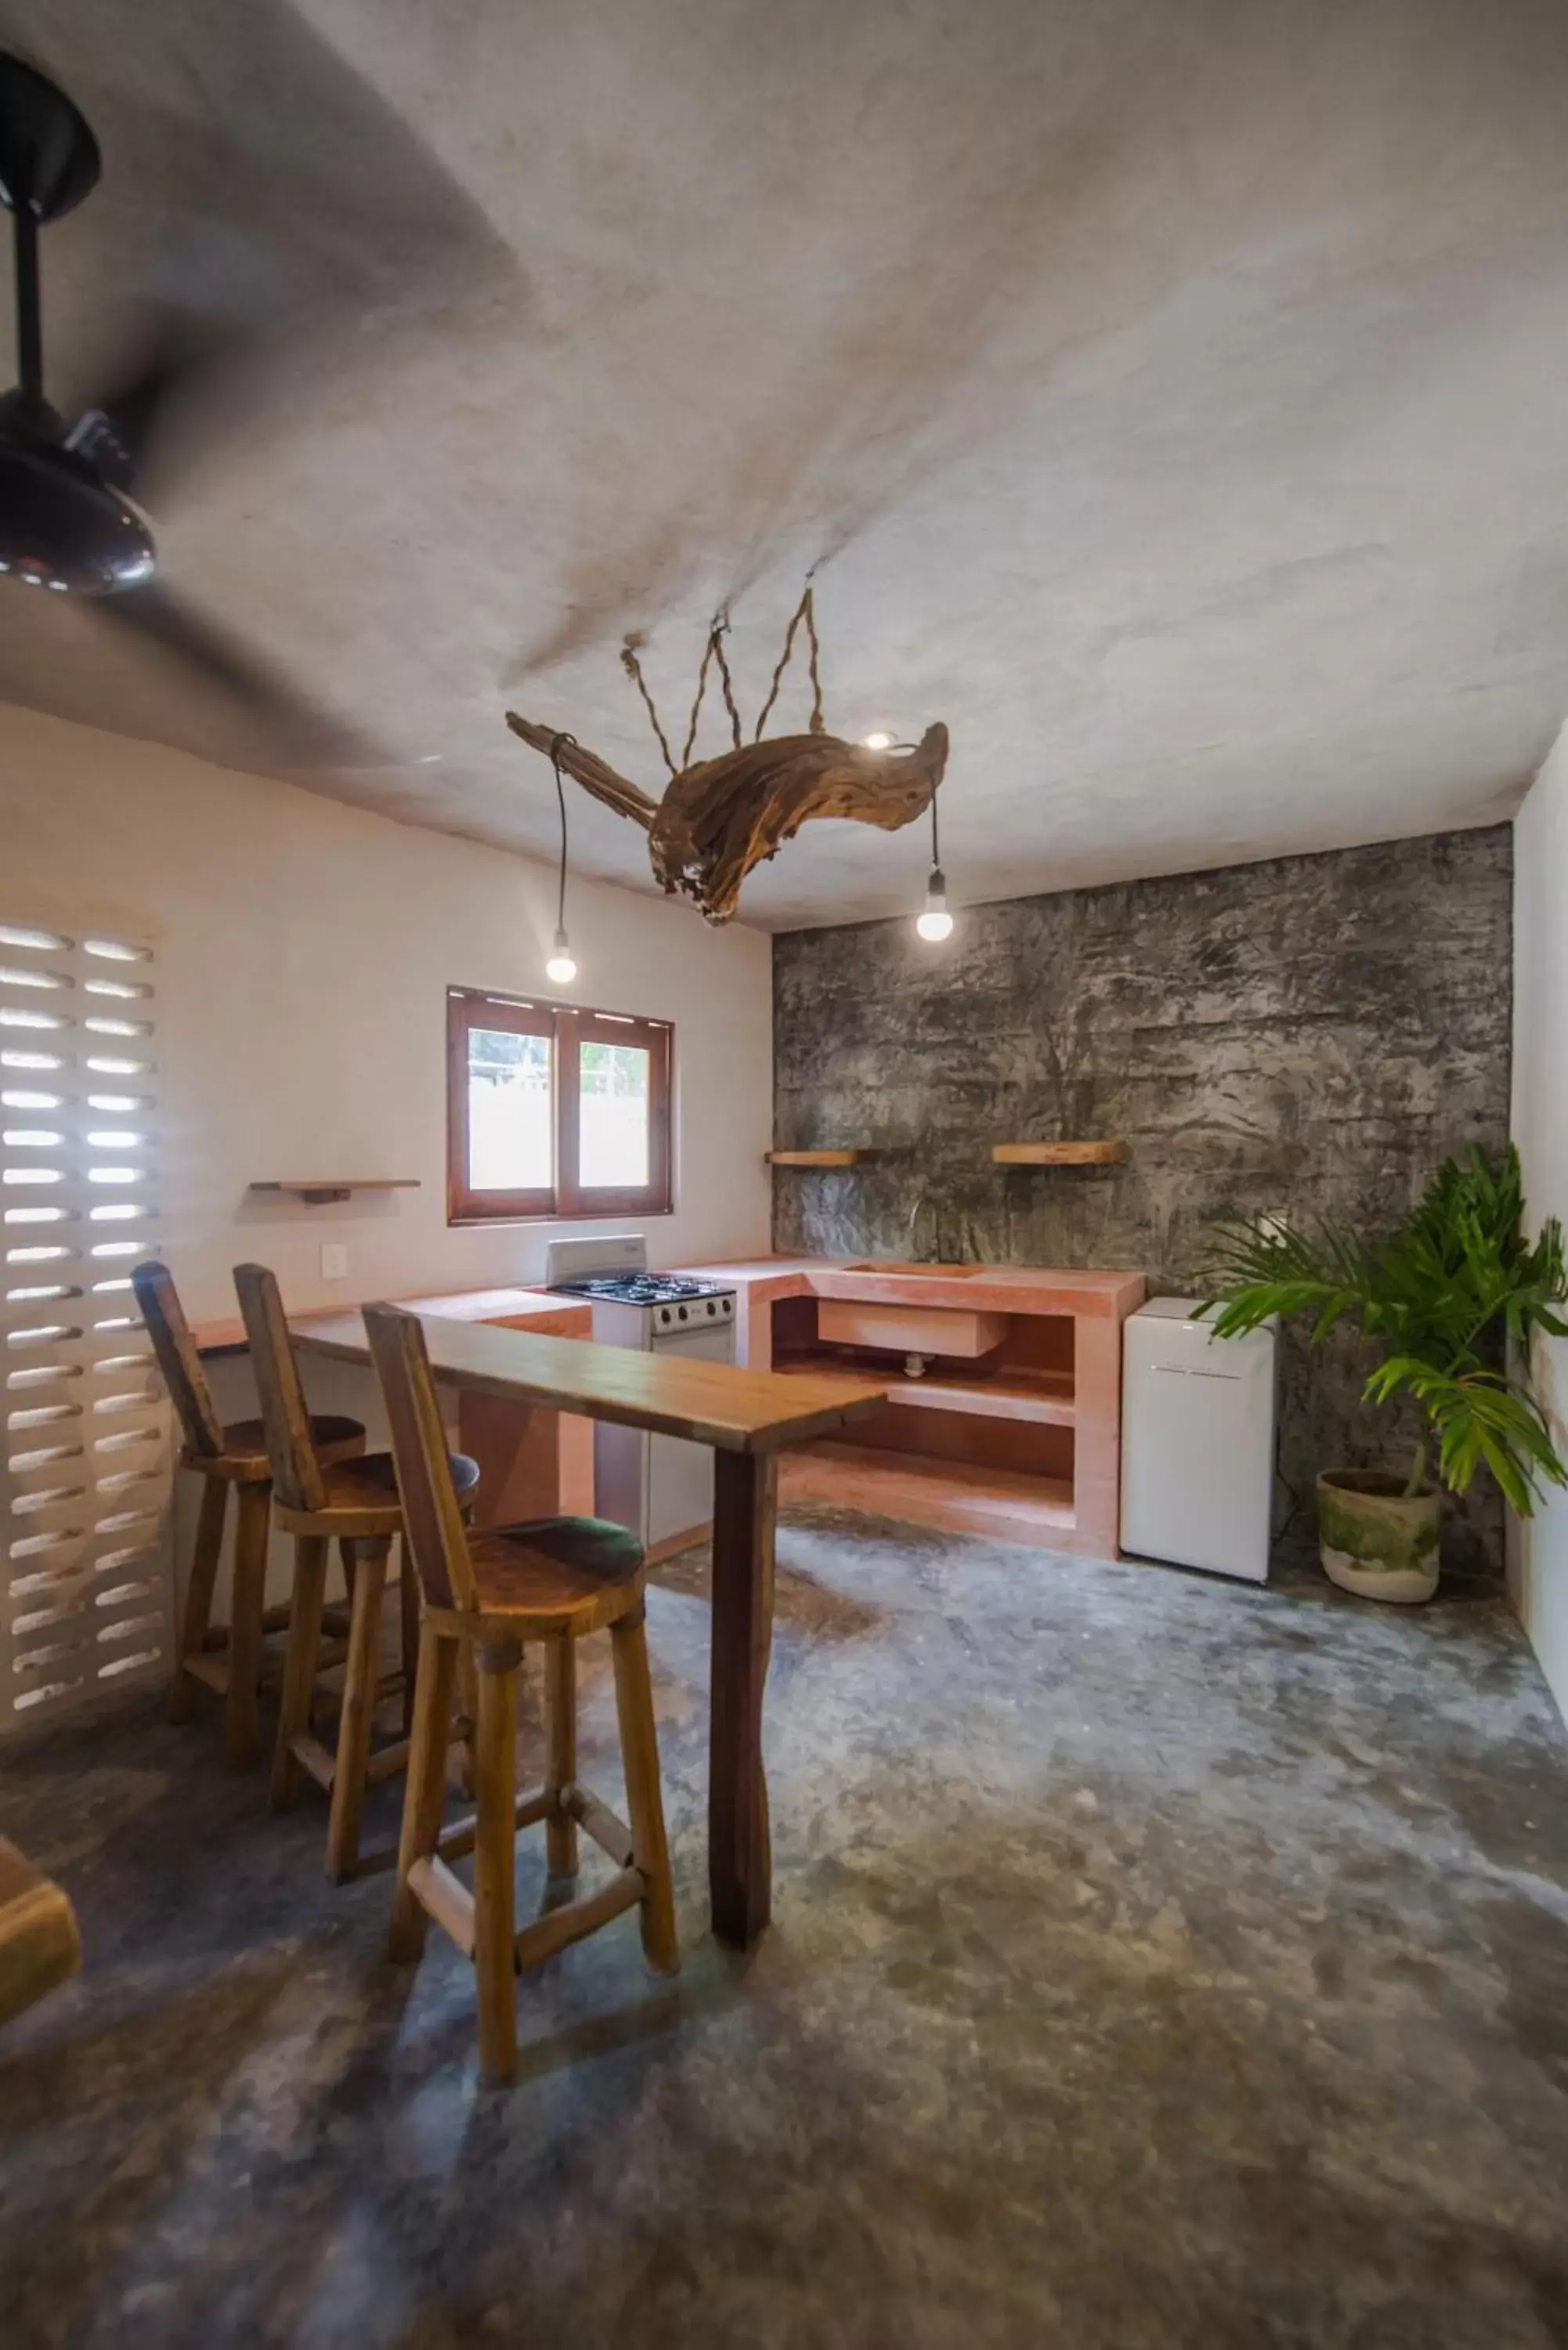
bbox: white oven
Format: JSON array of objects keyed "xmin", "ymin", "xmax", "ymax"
[{"xmin": 544, "ymin": 1235, "xmax": 736, "ymax": 1553}]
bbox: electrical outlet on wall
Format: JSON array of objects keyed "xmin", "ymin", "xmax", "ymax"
[{"xmin": 320, "ymin": 1243, "xmax": 349, "ymax": 1282}]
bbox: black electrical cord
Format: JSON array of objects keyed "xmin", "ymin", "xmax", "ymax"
[{"xmin": 548, "ymin": 731, "xmax": 577, "ymax": 935}]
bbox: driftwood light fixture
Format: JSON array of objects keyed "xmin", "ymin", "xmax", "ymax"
[{"xmin": 505, "ymin": 586, "xmax": 949, "ymax": 926}]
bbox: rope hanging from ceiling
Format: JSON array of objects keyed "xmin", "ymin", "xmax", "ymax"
[{"xmin": 507, "ymin": 577, "xmax": 947, "ymax": 926}]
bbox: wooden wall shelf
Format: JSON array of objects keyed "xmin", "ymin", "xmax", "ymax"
[
  {"xmin": 250, "ymin": 1179, "xmax": 421, "ymax": 1208},
  {"xmin": 992, "ymin": 1142, "xmax": 1127, "ymax": 1167},
  {"xmin": 765, "ymin": 1150, "xmax": 880, "ymax": 1167}
]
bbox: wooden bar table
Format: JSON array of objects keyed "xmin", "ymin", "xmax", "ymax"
[{"xmin": 292, "ymin": 1311, "xmax": 886, "ymax": 1949}]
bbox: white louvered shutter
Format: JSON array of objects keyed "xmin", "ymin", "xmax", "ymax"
[{"xmin": 2, "ymin": 918, "xmax": 172, "ymax": 1728}]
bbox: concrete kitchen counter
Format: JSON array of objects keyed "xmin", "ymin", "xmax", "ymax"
[
  {"xmin": 193, "ymin": 1285, "xmax": 598, "ymax": 1529},
  {"xmin": 190, "ymin": 1285, "xmax": 594, "ymax": 1357},
  {"xmin": 675, "ymin": 1256, "xmax": 1147, "ymax": 1559}
]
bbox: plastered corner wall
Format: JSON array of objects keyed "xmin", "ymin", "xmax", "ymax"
[
  {"xmin": 1511, "ymin": 721, "xmax": 1568, "ymax": 1720},
  {"xmin": 0, "ymin": 701, "xmax": 772, "ymax": 1322}
]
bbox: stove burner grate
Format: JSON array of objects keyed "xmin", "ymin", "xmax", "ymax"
[{"xmin": 550, "ymin": 1274, "xmax": 730, "ymax": 1306}]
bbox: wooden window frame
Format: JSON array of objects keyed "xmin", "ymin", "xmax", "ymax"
[{"xmin": 446, "ymin": 988, "xmax": 673, "ymax": 1225}]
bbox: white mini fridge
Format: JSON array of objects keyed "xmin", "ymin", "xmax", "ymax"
[{"xmin": 1120, "ymin": 1298, "xmax": 1277, "ymax": 1582}]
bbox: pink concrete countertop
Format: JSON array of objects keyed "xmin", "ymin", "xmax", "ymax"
[
  {"xmin": 193, "ymin": 1261, "xmax": 1146, "ymax": 1358},
  {"xmin": 192, "ymin": 1284, "xmax": 591, "ymax": 1356},
  {"xmin": 674, "ymin": 1256, "xmax": 1147, "ymax": 1320},
  {"xmin": 390, "ymin": 1286, "xmax": 593, "ymax": 1336}
]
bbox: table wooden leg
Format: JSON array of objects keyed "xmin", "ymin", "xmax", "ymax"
[{"xmin": 708, "ymin": 1448, "xmax": 776, "ymax": 1950}]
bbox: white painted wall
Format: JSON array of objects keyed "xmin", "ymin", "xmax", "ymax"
[
  {"xmin": 0, "ymin": 700, "xmax": 772, "ymax": 1327},
  {"xmin": 1510, "ymin": 718, "xmax": 1568, "ymax": 1723}
]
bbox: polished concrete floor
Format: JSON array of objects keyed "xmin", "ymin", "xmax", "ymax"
[{"xmin": 2, "ymin": 1505, "xmax": 1566, "ymax": 2349}]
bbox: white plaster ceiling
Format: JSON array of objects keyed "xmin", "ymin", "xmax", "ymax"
[{"xmin": 2, "ymin": 0, "xmax": 1566, "ymax": 928}]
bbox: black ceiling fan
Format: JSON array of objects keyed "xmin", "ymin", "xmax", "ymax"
[
  {"xmin": 0, "ymin": 45, "xmax": 376, "ymax": 757},
  {"xmin": 0, "ymin": 51, "xmax": 158, "ymax": 593}
]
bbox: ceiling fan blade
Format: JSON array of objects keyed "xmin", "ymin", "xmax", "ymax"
[
  {"xmin": 68, "ymin": 309, "xmax": 237, "ymax": 490},
  {"xmin": 91, "ymin": 579, "xmax": 372, "ymax": 768},
  {"xmin": 21, "ymin": 4, "xmax": 518, "ymax": 497}
]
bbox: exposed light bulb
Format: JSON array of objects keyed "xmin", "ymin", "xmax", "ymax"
[
  {"xmin": 916, "ymin": 868, "xmax": 954, "ymax": 944},
  {"xmin": 862, "ymin": 730, "xmax": 894, "ymax": 750},
  {"xmin": 545, "ymin": 925, "xmax": 577, "ymax": 985}
]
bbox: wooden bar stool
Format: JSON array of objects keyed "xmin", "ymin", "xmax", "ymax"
[
  {"xmin": 233, "ymin": 1264, "xmax": 481, "ymax": 1882},
  {"xmin": 132, "ymin": 1260, "xmax": 366, "ymax": 1767},
  {"xmin": 364, "ymin": 1301, "xmax": 678, "ymax": 2086}
]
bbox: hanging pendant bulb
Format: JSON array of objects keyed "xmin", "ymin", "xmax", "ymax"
[
  {"xmin": 916, "ymin": 868, "xmax": 953, "ymax": 942},
  {"xmin": 546, "ymin": 732, "xmax": 579, "ymax": 986},
  {"xmin": 914, "ymin": 785, "xmax": 954, "ymax": 943}
]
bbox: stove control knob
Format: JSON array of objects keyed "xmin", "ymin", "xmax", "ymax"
[{"xmin": 678, "ymin": 1304, "xmax": 688, "ymax": 1321}]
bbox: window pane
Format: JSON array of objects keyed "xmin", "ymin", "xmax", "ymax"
[
  {"xmin": 468, "ymin": 1026, "xmax": 552, "ymax": 1191},
  {"xmin": 579, "ymin": 1039, "xmax": 649, "ymax": 1188}
]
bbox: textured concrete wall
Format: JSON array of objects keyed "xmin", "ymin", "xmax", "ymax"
[{"xmin": 773, "ymin": 826, "xmax": 1513, "ymax": 1572}]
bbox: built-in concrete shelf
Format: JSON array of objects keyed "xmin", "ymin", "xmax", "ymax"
[
  {"xmin": 765, "ymin": 1149, "xmax": 880, "ymax": 1167},
  {"xmin": 749, "ymin": 1260, "xmax": 1143, "ymax": 1557},
  {"xmin": 992, "ymin": 1141, "xmax": 1127, "ymax": 1166},
  {"xmin": 249, "ymin": 1179, "xmax": 421, "ymax": 1208},
  {"xmin": 775, "ymin": 1354, "xmax": 1076, "ymax": 1427},
  {"xmin": 782, "ymin": 1441, "xmax": 1076, "ymax": 1542}
]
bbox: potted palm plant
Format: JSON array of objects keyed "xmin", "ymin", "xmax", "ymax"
[{"xmin": 1201, "ymin": 1144, "xmax": 1568, "ymax": 1602}]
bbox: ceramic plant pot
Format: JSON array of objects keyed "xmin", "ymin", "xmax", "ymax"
[{"xmin": 1315, "ymin": 1469, "xmax": 1440, "ymax": 1604}]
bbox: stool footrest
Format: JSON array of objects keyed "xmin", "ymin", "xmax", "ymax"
[
  {"xmin": 407, "ymin": 1790, "xmax": 646, "ymax": 1976},
  {"xmin": 364, "ymin": 1739, "xmax": 411, "ymax": 1788},
  {"xmin": 288, "ymin": 1730, "xmax": 338, "ymax": 1793},
  {"xmin": 305, "ymin": 1642, "xmax": 352, "ymax": 1693},
  {"xmin": 407, "ymin": 1856, "xmax": 476, "ymax": 1959},
  {"xmin": 513, "ymin": 1869, "xmax": 645, "ymax": 1972},
  {"xmin": 435, "ymin": 1786, "xmax": 551, "ymax": 1867},
  {"xmin": 288, "ymin": 1728, "xmax": 410, "ymax": 1795},
  {"xmin": 562, "ymin": 1781, "xmax": 634, "ymax": 1870}
]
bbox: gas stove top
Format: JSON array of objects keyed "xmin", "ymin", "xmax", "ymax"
[{"xmin": 549, "ymin": 1272, "xmax": 731, "ymax": 1307}]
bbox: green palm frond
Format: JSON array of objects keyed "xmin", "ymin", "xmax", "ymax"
[
  {"xmin": 1364, "ymin": 1356, "xmax": 1568, "ymax": 1513},
  {"xmin": 1198, "ymin": 1144, "xmax": 1568, "ymax": 1514},
  {"xmin": 1201, "ymin": 1215, "xmax": 1374, "ymax": 1345}
]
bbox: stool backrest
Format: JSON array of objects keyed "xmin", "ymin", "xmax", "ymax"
[
  {"xmin": 363, "ymin": 1303, "xmax": 476, "ymax": 1613},
  {"xmin": 232, "ymin": 1263, "xmax": 327, "ymax": 1513},
  {"xmin": 132, "ymin": 1260, "xmax": 224, "ymax": 1459}
]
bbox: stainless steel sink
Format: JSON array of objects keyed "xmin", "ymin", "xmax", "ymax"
[{"xmin": 844, "ymin": 1260, "xmax": 985, "ymax": 1278}]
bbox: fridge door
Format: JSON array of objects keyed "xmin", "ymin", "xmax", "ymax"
[{"xmin": 1121, "ymin": 1301, "xmax": 1276, "ymax": 1582}]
